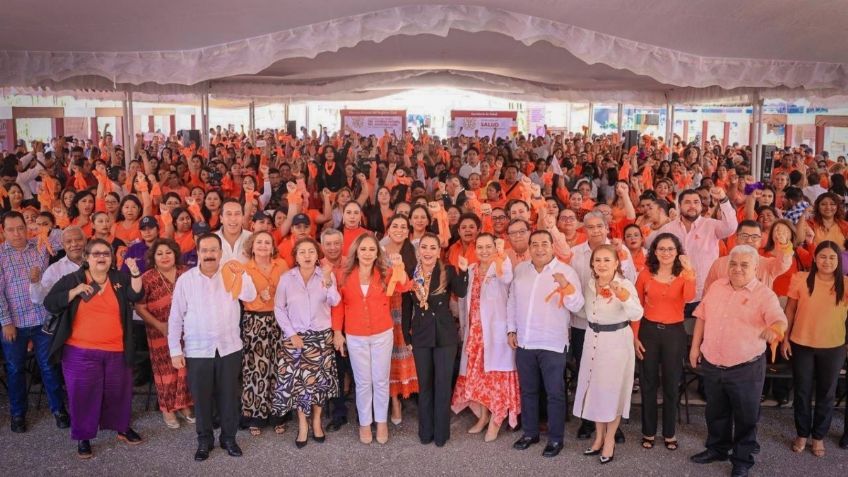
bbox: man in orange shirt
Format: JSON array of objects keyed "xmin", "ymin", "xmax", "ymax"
[{"xmin": 689, "ymin": 245, "xmax": 787, "ymax": 477}]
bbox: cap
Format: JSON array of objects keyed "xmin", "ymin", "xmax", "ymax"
[
  {"xmin": 292, "ymin": 213, "xmax": 311, "ymax": 227},
  {"xmin": 252, "ymin": 211, "xmax": 271, "ymax": 222},
  {"xmin": 139, "ymin": 216, "xmax": 159, "ymax": 230},
  {"xmin": 192, "ymin": 222, "xmax": 211, "ymax": 236}
]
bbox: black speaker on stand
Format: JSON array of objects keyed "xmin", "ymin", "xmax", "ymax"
[
  {"xmin": 623, "ymin": 130, "xmax": 640, "ymax": 151},
  {"xmin": 286, "ymin": 121, "xmax": 297, "ymax": 137},
  {"xmin": 178, "ymin": 129, "xmax": 201, "ymax": 147},
  {"xmin": 761, "ymin": 145, "xmax": 777, "ymax": 181}
]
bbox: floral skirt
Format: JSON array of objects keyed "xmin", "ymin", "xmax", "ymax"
[{"xmin": 272, "ymin": 328, "xmax": 339, "ymax": 416}]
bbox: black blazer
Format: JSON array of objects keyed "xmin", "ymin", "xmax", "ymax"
[
  {"xmin": 402, "ymin": 264, "xmax": 468, "ymax": 348},
  {"xmin": 44, "ymin": 268, "xmax": 144, "ymax": 365}
]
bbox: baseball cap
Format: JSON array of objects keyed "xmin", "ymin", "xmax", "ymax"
[
  {"xmin": 139, "ymin": 216, "xmax": 159, "ymax": 230},
  {"xmin": 292, "ymin": 213, "xmax": 311, "ymax": 227},
  {"xmin": 192, "ymin": 222, "xmax": 211, "ymax": 236},
  {"xmin": 252, "ymin": 211, "xmax": 271, "ymax": 222}
]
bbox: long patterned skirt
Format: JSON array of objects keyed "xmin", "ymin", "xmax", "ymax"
[
  {"xmin": 389, "ymin": 293, "xmax": 419, "ymax": 398},
  {"xmin": 272, "ymin": 328, "xmax": 339, "ymax": 416},
  {"xmin": 240, "ymin": 310, "xmax": 282, "ymax": 426}
]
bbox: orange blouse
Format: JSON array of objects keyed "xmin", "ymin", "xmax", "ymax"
[{"xmin": 66, "ymin": 280, "xmax": 123, "ymax": 352}]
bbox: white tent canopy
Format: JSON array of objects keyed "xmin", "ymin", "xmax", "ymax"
[{"xmin": 2, "ymin": 1, "xmax": 848, "ymax": 105}]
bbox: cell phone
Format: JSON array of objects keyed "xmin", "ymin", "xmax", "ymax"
[{"xmin": 80, "ymin": 282, "xmax": 101, "ymax": 302}]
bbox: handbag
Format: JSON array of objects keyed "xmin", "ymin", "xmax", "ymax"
[{"xmin": 41, "ymin": 314, "xmax": 61, "ymax": 335}]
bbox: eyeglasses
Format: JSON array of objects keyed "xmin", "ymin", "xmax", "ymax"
[
  {"xmin": 508, "ymin": 229, "xmax": 529, "ymax": 237},
  {"xmin": 656, "ymin": 247, "xmax": 677, "ymax": 254},
  {"xmin": 559, "ymin": 216, "xmax": 577, "ymax": 222},
  {"xmin": 492, "ymin": 215, "xmax": 508, "ymax": 221},
  {"xmin": 737, "ymin": 233, "xmax": 762, "ymax": 241},
  {"xmin": 88, "ymin": 251, "xmax": 111, "ymax": 258}
]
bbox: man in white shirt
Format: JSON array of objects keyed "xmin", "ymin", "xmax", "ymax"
[
  {"xmin": 457, "ymin": 147, "xmax": 481, "ymax": 180},
  {"xmin": 569, "ymin": 211, "xmax": 636, "ymax": 441},
  {"xmin": 169, "ymin": 233, "xmax": 257, "ymax": 461},
  {"xmin": 507, "ymin": 230, "xmax": 584, "ymax": 458},
  {"xmin": 216, "ymin": 199, "xmax": 252, "ymax": 263},
  {"xmin": 29, "ymin": 226, "xmax": 86, "ymax": 304}
]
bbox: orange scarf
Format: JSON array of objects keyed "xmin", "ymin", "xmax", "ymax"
[{"xmin": 221, "ymin": 260, "xmax": 245, "ymax": 300}]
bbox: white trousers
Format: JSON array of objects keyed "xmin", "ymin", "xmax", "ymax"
[{"xmin": 346, "ymin": 328, "xmax": 393, "ymax": 426}]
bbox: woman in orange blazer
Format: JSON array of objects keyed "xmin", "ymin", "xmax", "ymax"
[{"xmin": 332, "ymin": 233, "xmax": 408, "ymax": 445}]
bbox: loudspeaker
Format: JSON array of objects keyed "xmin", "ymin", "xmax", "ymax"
[
  {"xmin": 622, "ymin": 130, "xmax": 639, "ymax": 150},
  {"xmin": 286, "ymin": 121, "xmax": 297, "ymax": 137},
  {"xmin": 178, "ymin": 129, "xmax": 201, "ymax": 147},
  {"xmin": 761, "ymin": 145, "xmax": 777, "ymax": 181}
]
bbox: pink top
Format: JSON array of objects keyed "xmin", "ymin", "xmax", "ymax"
[
  {"xmin": 694, "ymin": 278, "xmax": 787, "ymax": 367},
  {"xmin": 647, "ymin": 200, "xmax": 737, "ymax": 301}
]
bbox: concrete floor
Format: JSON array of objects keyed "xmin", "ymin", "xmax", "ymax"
[{"xmin": 0, "ymin": 394, "xmax": 845, "ymax": 477}]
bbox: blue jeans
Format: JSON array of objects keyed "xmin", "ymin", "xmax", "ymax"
[{"xmin": 2, "ymin": 325, "xmax": 65, "ymax": 417}]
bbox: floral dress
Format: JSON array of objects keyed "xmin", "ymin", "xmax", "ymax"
[{"xmin": 450, "ymin": 270, "xmax": 520, "ymax": 427}]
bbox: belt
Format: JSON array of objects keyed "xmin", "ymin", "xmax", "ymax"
[
  {"xmin": 642, "ymin": 318, "xmax": 684, "ymax": 330},
  {"xmin": 587, "ymin": 321, "xmax": 630, "ymax": 333},
  {"xmin": 707, "ymin": 353, "xmax": 764, "ymax": 370}
]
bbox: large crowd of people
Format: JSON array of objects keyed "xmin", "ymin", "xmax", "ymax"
[{"xmin": 1, "ymin": 123, "xmax": 847, "ymax": 476}]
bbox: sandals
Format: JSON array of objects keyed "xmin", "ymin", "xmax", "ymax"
[
  {"xmin": 249, "ymin": 427, "xmax": 261, "ymax": 437},
  {"xmin": 641, "ymin": 436, "xmax": 655, "ymax": 449},
  {"xmin": 664, "ymin": 438, "xmax": 679, "ymax": 451},
  {"xmin": 811, "ymin": 439, "xmax": 825, "ymax": 458},
  {"xmin": 274, "ymin": 424, "xmax": 287, "ymax": 435},
  {"xmin": 791, "ymin": 437, "xmax": 807, "ymax": 453},
  {"xmin": 163, "ymin": 413, "xmax": 180, "ymax": 429}
]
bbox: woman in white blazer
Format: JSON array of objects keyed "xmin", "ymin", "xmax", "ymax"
[
  {"xmin": 573, "ymin": 244, "xmax": 644, "ymax": 464},
  {"xmin": 451, "ymin": 234, "xmax": 521, "ymax": 442}
]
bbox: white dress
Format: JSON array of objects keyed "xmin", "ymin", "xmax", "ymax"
[{"xmin": 572, "ymin": 276, "xmax": 643, "ymax": 422}]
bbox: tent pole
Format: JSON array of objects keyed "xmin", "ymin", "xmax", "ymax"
[
  {"xmin": 121, "ymin": 92, "xmax": 130, "ymax": 161},
  {"xmin": 249, "ymin": 100, "xmax": 256, "ymax": 144},
  {"xmin": 665, "ymin": 101, "xmax": 674, "ymax": 146},
  {"xmin": 201, "ymin": 92, "xmax": 210, "ymax": 150},
  {"xmin": 587, "ymin": 102, "xmax": 594, "ymax": 136},
  {"xmin": 305, "ymin": 103, "xmax": 310, "ymax": 134},
  {"xmin": 564, "ymin": 102, "xmax": 571, "ymax": 133},
  {"xmin": 125, "ymin": 90, "xmax": 135, "ymax": 165},
  {"xmin": 616, "ymin": 103, "xmax": 623, "ymax": 136},
  {"xmin": 752, "ymin": 90, "xmax": 763, "ymax": 180}
]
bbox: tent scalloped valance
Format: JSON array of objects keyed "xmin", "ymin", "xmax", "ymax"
[{"xmin": 1, "ymin": 4, "xmax": 846, "ymax": 92}]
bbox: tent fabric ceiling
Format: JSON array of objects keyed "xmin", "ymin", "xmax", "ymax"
[{"xmin": 2, "ymin": 1, "xmax": 848, "ymax": 105}]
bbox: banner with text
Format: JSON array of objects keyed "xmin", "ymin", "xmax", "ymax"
[
  {"xmin": 340, "ymin": 109, "xmax": 406, "ymax": 137},
  {"xmin": 450, "ymin": 110, "xmax": 517, "ymax": 139}
]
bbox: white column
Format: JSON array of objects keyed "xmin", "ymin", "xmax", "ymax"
[
  {"xmin": 616, "ymin": 103, "xmax": 624, "ymax": 135},
  {"xmin": 564, "ymin": 102, "xmax": 571, "ymax": 132},
  {"xmin": 305, "ymin": 103, "xmax": 310, "ymax": 133},
  {"xmin": 587, "ymin": 102, "xmax": 594, "ymax": 136},
  {"xmin": 125, "ymin": 90, "xmax": 135, "ymax": 166}
]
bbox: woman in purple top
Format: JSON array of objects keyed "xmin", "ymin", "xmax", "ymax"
[{"xmin": 273, "ymin": 238, "xmax": 341, "ymax": 448}]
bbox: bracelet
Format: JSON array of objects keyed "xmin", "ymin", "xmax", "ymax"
[{"xmin": 130, "ymin": 272, "xmax": 141, "ymax": 279}]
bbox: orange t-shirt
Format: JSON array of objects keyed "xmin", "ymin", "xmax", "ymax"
[
  {"xmin": 342, "ymin": 227, "xmax": 368, "ymax": 255},
  {"xmin": 114, "ymin": 220, "xmax": 141, "ymax": 244},
  {"xmin": 66, "ymin": 280, "xmax": 123, "ymax": 352}
]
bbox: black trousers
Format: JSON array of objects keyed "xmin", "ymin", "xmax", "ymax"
[
  {"xmin": 187, "ymin": 350, "xmax": 242, "ymax": 447},
  {"xmin": 516, "ymin": 347, "xmax": 567, "ymax": 443},
  {"xmin": 413, "ymin": 345, "xmax": 457, "ymax": 444},
  {"xmin": 638, "ymin": 320, "xmax": 687, "ymax": 438},
  {"xmin": 701, "ymin": 355, "xmax": 766, "ymax": 470},
  {"xmin": 329, "ymin": 349, "xmax": 352, "ymax": 421},
  {"xmin": 791, "ymin": 341, "xmax": 846, "ymax": 439}
]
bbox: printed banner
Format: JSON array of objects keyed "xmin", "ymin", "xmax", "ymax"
[
  {"xmin": 340, "ymin": 109, "xmax": 406, "ymax": 137},
  {"xmin": 450, "ymin": 110, "xmax": 517, "ymax": 139}
]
